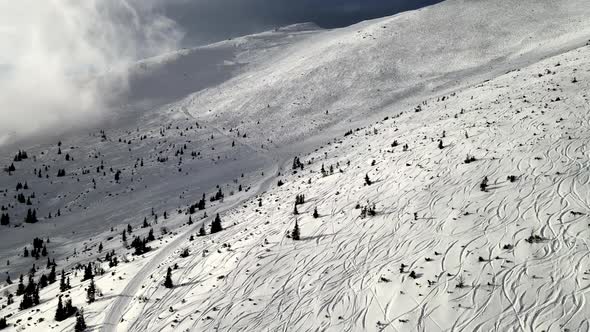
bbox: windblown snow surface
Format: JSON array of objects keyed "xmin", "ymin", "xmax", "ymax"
[{"xmin": 1, "ymin": 0, "xmax": 590, "ymax": 331}]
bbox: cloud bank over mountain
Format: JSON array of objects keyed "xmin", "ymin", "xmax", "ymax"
[{"xmin": 0, "ymin": 0, "xmax": 183, "ymax": 144}]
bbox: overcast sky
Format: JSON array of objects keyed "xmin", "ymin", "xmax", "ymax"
[{"xmin": 164, "ymin": 0, "xmax": 442, "ymax": 46}]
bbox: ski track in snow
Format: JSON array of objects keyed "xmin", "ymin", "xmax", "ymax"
[
  {"xmin": 102, "ymin": 157, "xmax": 283, "ymax": 331},
  {"xmin": 2, "ymin": 2, "xmax": 590, "ymax": 331},
  {"xmin": 109, "ymin": 45, "xmax": 590, "ymax": 331}
]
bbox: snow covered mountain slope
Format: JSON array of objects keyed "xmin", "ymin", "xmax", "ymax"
[
  {"xmin": 110, "ymin": 43, "xmax": 590, "ymax": 332},
  {"xmin": 4, "ymin": 35, "xmax": 590, "ymax": 332},
  {"xmin": 104, "ymin": 0, "xmax": 590, "ymax": 152},
  {"xmin": 110, "ymin": 23, "xmax": 324, "ymax": 112},
  {"xmin": 0, "ymin": 23, "xmax": 323, "ymax": 278},
  {"xmin": 177, "ymin": 0, "xmax": 590, "ymax": 148},
  {"xmin": 1, "ymin": 0, "xmax": 590, "ymax": 331}
]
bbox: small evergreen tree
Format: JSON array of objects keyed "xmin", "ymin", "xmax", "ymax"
[
  {"xmin": 24, "ymin": 209, "xmax": 38, "ymax": 223},
  {"xmin": 180, "ymin": 248, "xmax": 190, "ymax": 258},
  {"xmin": 86, "ymin": 278, "xmax": 96, "ymax": 303},
  {"xmin": 48, "ymin": 265, "xmax": 56, "ymax": 284},
  {"xmin": 0, "ymin": 316, "xmax": 6, "ymax": 329},
  {"xmin": 147, "ymin": 228, "xmax": 155, "ymax": 242},
  {"xmin": 74, "ymin": 310, "xmax": 87, "ymax": 332},
  {"xmin": 19, "ymin": 274, "xmax": 39, "ymax": 310},
  {"xmin": 291, "ymin": 220, "xmax": 301, "ymax": 241},
  {"xmin": 0, "ymin": 213, "xmax": 9, "ymax": 225},
  {"xmin": 211, "ymin": 214, "xmax": 223, "ymax": 234},
  {"xmin": 16, "ymin": 274, "xmax": 25, "ymax": 295},
  {"xmin": 82, "ymin": 263, "xmax": 93, "ymax": 281},
  {"xmin": 313, "ymin": 207, "xmax": 319, "ymax": 219},
  {"xmin": 480, "ymin": 176, "xmax": 489, "ymax": 192},
  {"xmin": 198, "ymin": 194, "xmax": 206, "ymax": 210},
  {"xmin": 38, "ymin": 274, "xmax": 48, "ymax": 288},
  {"xmin": 164, "ymin": 267, "xmax": 173, "ymax": 288},
  {"xmin": 55, "ymin": 295, "xmax": 77, "ymax": 321},
  {"xmin": 59, "ymin": 270, "xmax": 70, "ymax": 292},
  {"xmin": 198, "ymin": 225, "xmax": 206, "ymax": 236},
  {"xmin": 364, "ymin": 173, "xmax": 372, "ymax": 186}
]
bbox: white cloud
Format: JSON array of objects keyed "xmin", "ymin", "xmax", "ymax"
[{"xmin": 0, "ymin": 0, "xmax": 183, "ymax": 144}]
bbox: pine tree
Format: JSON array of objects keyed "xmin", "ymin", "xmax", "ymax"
[
  {"xmin": 24, "ymin": 209, "xmax": 38, "ymax": 223},
  {"xmin": 48, "ymin": 265, "xmax": 56, "ymax": 284},
  {"xmin": 291, "ymin": 220, "xmax": 301, "ymax": 241},
  {"xmin": 74, "ymin": 310, "xmax": 86, "ymax": 331},
  {"xmin": 16, "ymin": 275, "xmax": 25, "ymax": 295},
  {"xmin": 211, "ymin": 214, "xmax": 223, "ymax": 234},
  {"xmin": 0, "ymin": 213, "xmax": 9, "ymax": 225},
  {"xmin": 82, "ymin": 263, "xmax": 93, "ymax": 281},
  {"xmin": 147, "ymin": 228, "xmax": 155, "ymax": 242},
  {"xmin": 19, "ymin": 274, "xmax": 39, "ymax": 310},
  {"xmin": 86, "ymin": 278, "xmax": 96, "ymax": 303},
  {"xmin": 480, "ymin": 176, "xmax": 489, "ymax": 192},
  {"xmin": 0, "ymin": 316, "xmax": 6, "ymax": 329},
  {"xmin": 313, "ymin": 207, "xmax": 319, "ymax": 219},
  {"xmin": 198, "ymin": 225, "xmax": 206, "ymax": 237},
  {"xmin": 364, "ymin": 173, "xmax": 372, "ymax": 186},
  {"xmin": 293, "ymin": 204, "xmax": 299, "ymax": 215},
  {"xmin": 37, "ymin": 273, "xmax": 48, "ymax": 288},
  {"xmin": 55, "ymin": 296, "xmax": 77, "ymax": 321},
  {"xmin": 164, "ymin": 267, "xmax": 173, "ymax": 288},
  {"xmin": 65, "ymin": 299, "xmax": 76, "ymax": 317},
  {"xmin": 32, "ymin": 284, "xmax": 40, "ymax": 306},
  {"xmin": 55, "ymin": 296, "xmax": 64, "ymax": 320},
  {"xmin": 59, "ymin": 270, "xmax": 69, "ymax": 292},
  {"xmin": 198, "ymin": 194, "xmax": 206, "ymax": 210}
]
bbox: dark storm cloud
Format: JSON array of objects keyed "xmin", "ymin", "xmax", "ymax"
[{"xmin": 163, "ymin": 0, "xmax": 443, "ymax": 46}]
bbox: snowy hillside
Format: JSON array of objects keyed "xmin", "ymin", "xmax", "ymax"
[
  {"xmin": 181, "ymin": 0, "xmax": 590, "ymax": 148},
  {"xmin": 1, "ymin": 0, "xmax": 590, "ymax": 331},
  {"xmin": 104, "ymin": 44, "xmax": 590, "ymax": 332}
]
